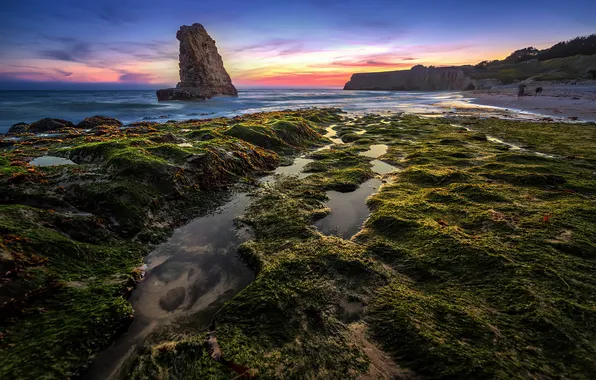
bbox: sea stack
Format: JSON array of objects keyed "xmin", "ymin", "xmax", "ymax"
[{"xmin": 156, "ymin": 23, "xmax": 238, "ymax": 101}]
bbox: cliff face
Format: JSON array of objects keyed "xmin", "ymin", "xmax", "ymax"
[
  {"xmin": 343, "ymin": 65, "xmax": 473, "ymax": 91},
  {"xmin": 157, "ymin": 23, "xmax": 237, "ymax": 101}
]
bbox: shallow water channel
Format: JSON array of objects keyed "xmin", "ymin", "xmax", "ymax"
[
  {"xmin": 452, "ymin": 124, "xmax": 557, "ymax": 159},
  {"xmin": 88, "ymin": 192, "xmax": 255, "ymax": 379},
  {"xmin": 89, "ymin": 123, "xmax": 397, "ymax": 378},
  {"xmin": 29, "ymin": 155, "xmax": 76, "ymax": 167},
  {"xmin": 314, "ymin": 141, "xmax": 398, "ymax": 239},
  {"xmin": 314, "ymin": 178, "xmax": 383, "ymax": 239}
]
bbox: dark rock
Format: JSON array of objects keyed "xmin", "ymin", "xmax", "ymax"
[
  {"xmin": 470, "ymin": 133, "xmax": 488, "ymax": 141},
  {"xmin": 157, "ymin": 23, "xmax": 237, "ymax": 101},
  {"xmin": 127, "ymin": 121, "xmax": 160, "ymax": 128},
  {"xmin": 29, "ymin": 118, "xmax": 75, "ymax": 133},
  {"xmin": 90, "ymin": 125, "xmax": 120, "ymax": 136},
  {"xmin": 149, "ymin": 132, "xmax": 182, "ymax": 143},
  {"xmin": 7, "ymin": 122, "xmax": 29, "ymax": 135},
  {"xmin": 76, "ymin": 116, "xmax": 123, "ymax": 129}
]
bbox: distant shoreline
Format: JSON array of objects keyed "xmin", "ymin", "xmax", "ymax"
[{"xmin": 461, "ymin": 83, "xmax": 596, "ymax": 121}]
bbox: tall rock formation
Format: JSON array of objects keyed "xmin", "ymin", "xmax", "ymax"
[
  {"xmin": 343, "ymin": 65, "xmax": 473, "ymax": 91},
  {"xmin": 157, "ymin": 23, "xmax": 237, "ymax": 101}
]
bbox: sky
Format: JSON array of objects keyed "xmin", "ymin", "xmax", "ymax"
[{"xmin": 0, "ymin": 0, "xmax": 594, "ymax": 89}]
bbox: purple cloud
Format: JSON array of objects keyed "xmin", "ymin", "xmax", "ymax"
[{"xmin": 119, "ymin": 72, "xmax": 154, "ymax": 82}]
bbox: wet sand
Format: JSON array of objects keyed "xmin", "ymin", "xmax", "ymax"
[{"xmin": 464, "ymin": 93, "xmax": 596, "ymax": 121}]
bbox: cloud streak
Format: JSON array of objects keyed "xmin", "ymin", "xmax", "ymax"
[
  {"xmin": 118, "ymin": 72, "xmax": 155, "ymax": 82},
  {"xmin": 2, "ymin": 0, "xmax": 591, "ymax": 88},
  {"xmin": 39, "ymin": 41, "xmax": 93, "ymax": 62}
]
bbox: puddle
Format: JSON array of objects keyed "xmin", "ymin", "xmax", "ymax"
[
  {"xmin": 313, "ymin": 139, "xmax": 394, "ymax": 238},
  {"xmin": 269, "ymin": 157, "xmax": 315, "ymax": 179},
  {"xmin": 29, "ymin": 156, "xmax": 76, "ymax": 167},
  {"xmin": 37, "ymin": 133, "xmax": 65, "ymax": 138},
  {"xmin": 486, "ymin": 136, "xmax": 523, "ymax": 151},
  {"xmin": 261, "ymin": 124, "xmax": 342, "ymax": 182},
  {"xmin": 371, "ymin": 160, "xmax": 397, "ymax": 174},
  {"xmin": 177, "ymin": 142, "xmax": 193, "ymax": 148},
  {"xmin": 315, "ymin": 178, "xmax": 382, "ymax": 239},
  {"xmin": 534, "ymin": 152, "xmax": 556, "ymax": 158},
  {"xmin": 88, "ymin": 136, "xmax": 331, "ymax": 378},
  {"xmin": 359, "ymin": 144, "xmax": 388, "ymax": 158},
  {"xmin": 324, "ymin": 125, "xmax": 343, "ymax": 145},
  {"xmin": 88, "ymin": 192, "xmax": 254, "ymax": 379}
]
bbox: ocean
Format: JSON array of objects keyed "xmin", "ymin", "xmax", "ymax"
[{"xmin": 0, "ymin": 89, "xmax": 467, "ymax": 133}]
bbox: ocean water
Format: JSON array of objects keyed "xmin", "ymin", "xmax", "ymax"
[{"xmin": 0, "ymin": 89, "xmax": 466, "ymax": 133}]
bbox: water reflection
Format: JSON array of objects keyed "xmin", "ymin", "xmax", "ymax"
[
  {"xmin": 359, "ymin": 144, "xmax": 388, "ymax": 158},
  {"xmin": 29, "ymin": 156, "xmax": 76, "ymax": 166},
  {"xmin": 88, "ymin": 193, "xmax": 253, "ymax": 379},
  {"xmin": 315, "ymin": 179, "xmax": 382, "ymax": 239}
]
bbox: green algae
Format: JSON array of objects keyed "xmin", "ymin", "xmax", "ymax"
[
  {"xmin": 304, "ymin": 146, "xmax": 375, "ymax": 192},
  {"xmin": 0, "ymin": 204, "xmax": 143, "ymax": 379},
  {"xmin": 458, "ymin": 117, "xmax": 596, "ymax": 161},
  {"xmin": 224, "ymin": 115, "xmax": 328, "ymax": 153},
  {"xmin": 131, "ymin": 177, "xmax": 388, "ymax": 379},
  {"xmin": 3, "ymin": 109, "xmax": 595, "ymax": 379},
  {"xmin": 0, "ymin": 109, "xmax": 341, "ymax": 379},
  {"xmin": 359, "ymin": 116, "xmax": 596, "ymax": 379},
  {"xmin": 128, "ymin": 112, "xmax": 596, "ymax": 379}
]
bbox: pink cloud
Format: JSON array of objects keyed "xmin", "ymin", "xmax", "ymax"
[
  {"xmin": 330, "ymin": 60, "xmax": 414, "ymax": 68},
  {"xmin": 235, "ymin": 71, "xmax": 351, "ymax": 87}
]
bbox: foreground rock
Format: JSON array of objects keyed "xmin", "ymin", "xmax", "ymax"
[
  {"xmin": 76, "ymin": 116, "xmax": 123, "ymax": 129},
  {"xmin": 0, "ymin": 109, "xmax": 339, "ymax": 380},
  {"xmin": 129, "ymin": 113, "xmax": 596, "ymax": 379},
  {"xmin": 7, "ymin": 122, "xmax": 29, "ymax": 135},
  {"xmin": 28, "ymin": 118, "xmax": 75, "ymax": 133},
  {"xmin": 344, "ymin": 65, "xmax": 473, "ymax": 91},
  {"xmin": 157, "ymin": 23, "xmax": 237, "ymax": 101}
]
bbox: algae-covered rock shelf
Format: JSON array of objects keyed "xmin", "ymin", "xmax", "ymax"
[
  {"xmin": 0, "ymin": 109, "xmax": 338, "ymax": 379},
  {"xmin": 2, "ymin": 109, "xmax": 596, "ymax": 379},
  {"xmin": 129, "ymin": 114, "xmax": 596, "ymax": 379}
]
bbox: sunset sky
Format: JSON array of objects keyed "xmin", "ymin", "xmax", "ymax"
[{"xmin": 1, "ymin": 0, "xmax": 594, "ymax": 89}]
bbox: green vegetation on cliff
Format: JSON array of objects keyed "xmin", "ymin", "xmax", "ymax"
[{"xmin": 469, "ymin": 53, "xmax": 596, "ymax": 83}]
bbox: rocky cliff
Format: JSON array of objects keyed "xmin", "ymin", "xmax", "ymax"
[
  {"xmin": 157, "ymin": 23, "xmax": 237, "ymax": 101},
  {"xmin": 343, "ymin": 65, "xmax": 473, "ymax": 91}
]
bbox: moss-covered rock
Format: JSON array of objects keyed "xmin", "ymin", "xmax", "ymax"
[
  {"xmin": 76, "ymin": 115, "xmax": 123, "ymax": 129},
  {"xmin": 131, "ymin": 112, "xmax": 596, "ymax": 379},
  {"xmin": 28, "ymin": 118, "xmax": 75, "ymax": 133},
  {"xmin": 0, "ymin": 108, "xmax": 341, "ymax": 379}
]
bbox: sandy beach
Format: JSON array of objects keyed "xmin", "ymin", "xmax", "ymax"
[
  {"xmin": 460, "ymin": 83, "xmax": 596, "ymax": 121},
  {"xmin": 465, "ymin": 93, "xmax": 596, "ymax": 121}
]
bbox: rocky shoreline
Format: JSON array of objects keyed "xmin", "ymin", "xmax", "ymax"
[
  {"xmin": 2, "ymin": 109, "xmax": 596, "ymax": 379},
  {"xmin": 0, "ymin": 109, "xmax": 338, "ymax": 378}
]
